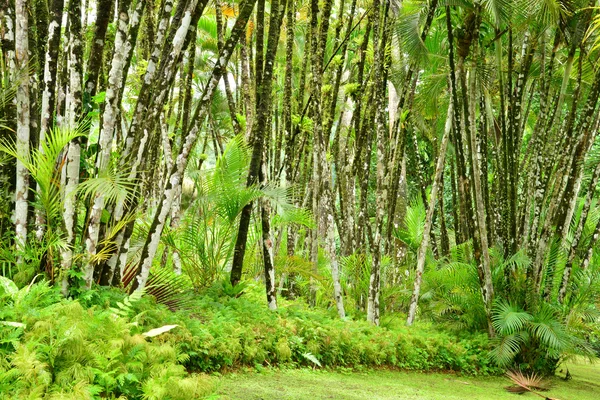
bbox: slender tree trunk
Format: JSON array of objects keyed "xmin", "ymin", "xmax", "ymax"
[
  {"xmin": 1, "ymin": 0, "xmax": 16, "ymax": 71},
  {"xmin": 216, "ymin": 0, "xmax": 240, "ymax": 133},
  {"xmin": 240, "ymin": 39, "xmax": 253, "ymax": 139},
  {"xmin": 83, "ymin": 0, "xmax": 113, "ymax": 118},
  {"xmin": 35, "ymin": 0, "xmax": 64, "ymax": 241},
  {"xmin": 282, "ymin": 0, "xmax": 296, "ymax": 261},
  {"xmin": 407, "ymin": 101, "xmax": 453, "ymax": 326},
  {"xmin": 130, "ymin": 0, "xmax": 258, "ymax": 292},
  {"xmin": 260, "ymin": 160, "xmax": 277, "ymax": 310},
  {"xmin": 39, "ymin": 0, "xmax": 64, "ymax": 143},
  {"xmin": 558, "ymin": 158, "xmax": 600, "ymax": 302},
  {"xmin": 14, "ymin": 0, "xmax": 29, "ymax": 260},
  {"xmin": 62, "ymin": 0, "xmax": 83, "ymax": 292},
  {"xmin": 229, "ymin": 0, "xmax": 283, "ymax": 288},
  {"xmin": 468, "ymin": 65, "xmax": 494, "ymax": 335},
  {"xmin": 439, "ymin": 168, "xmax": 450, "ymax": 256},
  {"xmin": 307, "ymin": 0, "xmax": 346, "ymax": 318},
  {"xmin": 367, "ymin": 0, "xmax": 389, "ymax": 325}
]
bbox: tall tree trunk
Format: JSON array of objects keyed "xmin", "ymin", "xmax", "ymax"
[
  {"xmin": 83, "ymin": 0, "xmax": 113, "ymax": 119},
  {"xmin": 229, "ymin": 0, "xmax": 283, "ymax": 288},
  {"xmin": 468, "ymin": 65, "xmax": 494, "ymax": 335},
  {"xmin": 407, "ymin": 100, "xmax": 453, "ymax": 326},
  {"xmin": 1, "ymin": 0, "xmax": 16, "ymax": 71},
  {"xmin": 130, "ymin": 0, "xmax": 258, "ymax": 292},
  {"xmin": 14, "ymin": 0, "xmax": 29, "ymax": 260},
  {"xmin": 35, "ymin": 0, "xmax": 64, "ymax": 241},
  {"xmin": 62, "ymin": 0, "xmax": 83, "ymax": 292},
  {"xmin": 307, "ymin": 0, "xmax": 346, "ymax": 318},
  {"xmin": 282, "ymin": 0, "xmax": 296, "ymax": 261},
  {"xmin": 39, "ymin": 0, "xmax": 64, "ymax": 142},
  {"xmin": 367, "ymin": 0, "xmax": 389, "ymax": 325},
  {"xmin": 216, "ymin": 0, "xmax": 240, "ymax": 133},
  {"xmin": 260, "ymin": 159, "xmax": 277, "ymax": 310}
]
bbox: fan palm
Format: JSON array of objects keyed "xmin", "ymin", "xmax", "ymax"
[{"xmin": 490, "ymin": 300, "xmax": 596, "ymax": 375}]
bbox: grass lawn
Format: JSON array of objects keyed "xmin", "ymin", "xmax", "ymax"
[{"xmin": 213, "ymin": 362, "xmax": 599, "ymax": 399}]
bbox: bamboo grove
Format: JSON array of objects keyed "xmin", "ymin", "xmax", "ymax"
[{"xmin": 1, "ymin": 0, "xmax": 600, "ymax": 364}]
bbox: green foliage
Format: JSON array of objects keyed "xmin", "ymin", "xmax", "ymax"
[
  {"xmin": 170, "ymin": 136, "xmax": 311, "ymax": 289},
  {"xmin": 128, "ymin": 281, "xmax": 501, "ymax": 376},
  {"xmin": 394, "ymin": 197, "xmax": 426, "ymax": 251},
  {"xmin": 396, "ymin": 2, "xmax": 429, "ymax": 64},
  {"xmin": 0, "ymin": 279, "xmax": 500, "ymax": 399},
  {"xmin": 0, "ymin": 278, "xmax": 214, "ymax": 399},
  {"xmin": 394, "ymin": 194, "xmax": 600, "ymax": 376},
  {"xmin": 488, "ymin": 301, "xmax": 592, "ymax": 375},
  {"xmin": 172, "ymin": 136, "xmax": 262, "ymax": 288}
]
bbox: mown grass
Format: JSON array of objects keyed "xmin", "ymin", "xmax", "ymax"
[{"xmin": 213, "ymin": 362, "xmax": 599, "ymax": 399}]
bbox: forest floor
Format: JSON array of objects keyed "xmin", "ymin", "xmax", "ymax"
[{"xmin": 212, "ymin": 361, "xmax": 599, "ymax": 399}]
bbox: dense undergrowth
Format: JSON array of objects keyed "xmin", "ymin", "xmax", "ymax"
[{"xmin": 0, "ymin": 278, "xmax": 501, "ymax": 399}]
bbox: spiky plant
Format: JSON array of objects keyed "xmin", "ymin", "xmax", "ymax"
[
  {"xmin": 0, "ymin": 127, "xmax": 83, "ymax": 283},
  {"xmin": 505, "ymin": 370, "xmax": 556, "ymax": 399},
  {"xmin": 171, "ymin": 135, "xmax": 263, "ymax": 288}
]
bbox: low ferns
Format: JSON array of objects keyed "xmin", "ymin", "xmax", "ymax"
[{"xmin": 0, "ymin": 279, "xmax": 213, "ymax": 399}]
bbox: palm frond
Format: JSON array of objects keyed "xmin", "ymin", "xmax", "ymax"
[
  {"xmin": 396, "ymin": 4, "xmax": 429, "ymax": 64},
  {"xmin": 492, "ymin": 301, "xmax": 534, "ymax": 335},
  {"xmin": 490, "ymin": 332, "xmax": 527, "ymax": 366},
  {"xmin": 505, "ymin": 370, "xmax": 551, "ymax": 394}
]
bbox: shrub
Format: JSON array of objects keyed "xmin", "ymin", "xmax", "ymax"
[
  {"xmin": 0, "ymin": 279, "xmax": 503, "ymax": 399},
  {"xmin": 139, "ymin": 282, "xmax": 502, "ymax": 375},
  {"xmin": 0, "ymin": 281, "xmax": 214, "ymax": 399}
]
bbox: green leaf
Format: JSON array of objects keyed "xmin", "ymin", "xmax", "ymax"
[
  {"xmin": 302, "ymin": 352, "xmax": 322, "ymax": 367},
  {"xmin": 0, "ymin": 276, "xmax": 18, "ymax": 296},
  {"xmin": 92, "ymin": 91, "xmax": 106, "ymax": 104}
]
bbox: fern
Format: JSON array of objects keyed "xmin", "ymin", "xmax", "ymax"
[{"xmin": 110, "ymin": 289, "xmax": 145, "ymax": 319}]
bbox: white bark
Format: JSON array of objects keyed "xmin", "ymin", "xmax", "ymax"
[
  {"xmin": 260, "ymin": 159, "xmax": 278, "ymax": 311},
  {"xmin": 40, "ymin": 18, "xmax": 62, "ymax": 140},
  {"xmin": 14, "ymin": 0, "xmax": 29, "ymax": 257},
  {"xmin": 328, "ymin": 209, "xmax": 345, "ymax": 317},
  {"xmin": 36, "ymin": 17, "xmax": 62, "ymax": 242},
  {"xmin": 169, "ymin": 185, "xmax": 183, "ymax": 275},
  {"xmin": 63, "ymin": 0, "xmax": 84, "ymax": 290},
  {"xmin": 62, "ymin": 141, "xmax": 81, "ymax": 292},
  {"xmin": 132, "ymin": 0, "xmax": 256, "ymax": 291},
  {"xmin": 65, "ymin": 47, "xmax": 82, "ymax": 127},
  {"xmin": 84, "ymin": 3, "xmax": 131, "ymax": 275},
  {"xmin": 160, "ymin": 114, "xmax": 173, "ymax": 190},
  {"xmin": 468, "ymin": 69, "xmax": 494, "ymax": 322},
  {"xmin": 2, "ymin": 4, "xmax": 16, "ymax": 71}
]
